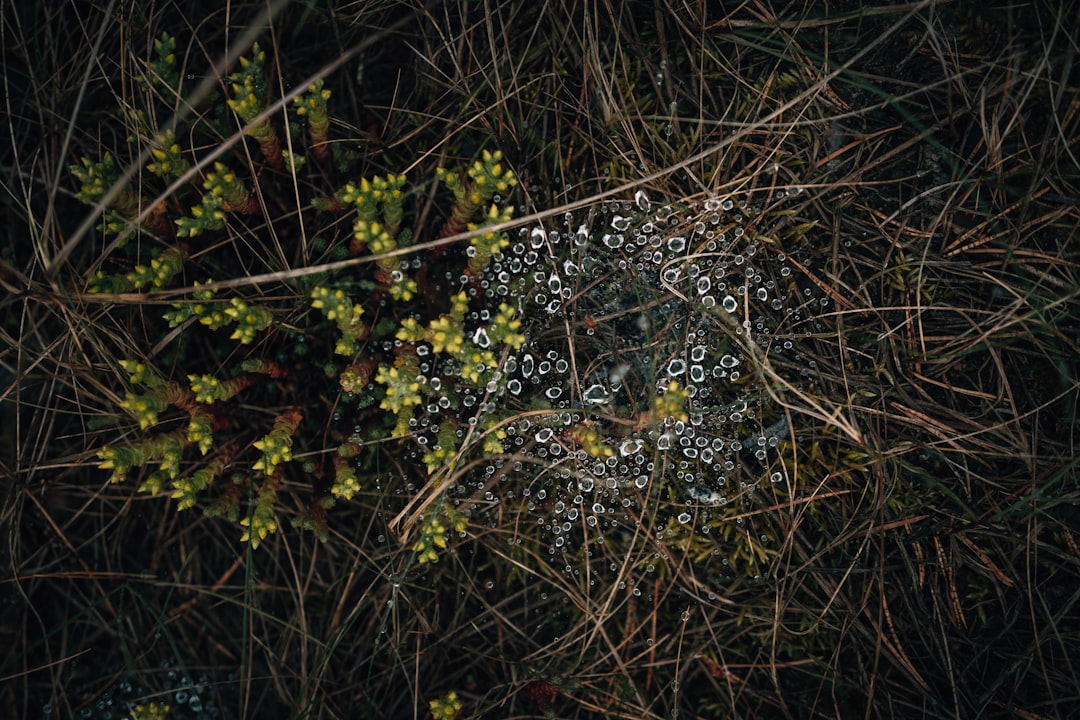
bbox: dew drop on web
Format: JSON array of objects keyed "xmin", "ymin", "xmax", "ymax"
[
  {"xmin": 583, "ymin": 384, "xmax": 610, "ymax": 405},
  {"xmin": 472, "ymin": 326, "xmax": 491, "ymax": 348},
  {"xmin": 458, "ymin": 186, "xmax": 815, "ymax": 568},
  {"xmin": 634, "ymin": 190, "xmax": 651, "ymax": 212},
  {"xmin": 530, "ymin": 226, "xmax": 546, "ymax": 248}
]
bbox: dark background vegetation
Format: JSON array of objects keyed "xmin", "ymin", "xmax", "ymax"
[{"xmin": 2, "ymin": 1, "xmax": 1078, "ymax": 718}]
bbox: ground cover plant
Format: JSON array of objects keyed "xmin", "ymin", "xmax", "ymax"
[{"xmin": 2, "ymin": 1, "xmax": 1078, "ymax": 718}]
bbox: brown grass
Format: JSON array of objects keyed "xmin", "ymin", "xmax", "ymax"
[{"xmin": 2, "ymin": 1, "xmax": 1077, "ymax": 718}]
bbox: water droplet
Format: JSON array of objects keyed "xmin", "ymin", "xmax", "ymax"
[
  {"xmin": 612, "ymin": 215, "xmax": 631, "ymax": 231},
  {"xmin": 677, "ymin": 512, "xmax": 691, "ymax": 524},
  {"xmin": 667, "ymin": 359, "xmax": 686, "ymax": 376},
  {"xmin": 756, "ymin": 287, "xmax": 768, "ymax": 301},
  {"xmin": 667, "ymin": 236, "xmax": 686, "ymax": 252},
  {"xmin": 535, "ymin": 428, "xmax": 553, "ymax": 442},
  {"xmin": 473, "ymin": 326, "xmax": 491, "ymax": 348},
  {"xmin": 603, "ymin": 233, "xmax": 624, "ymax": 248},
  {"xmin": 530, "ymin": 226, "xmax": 546, "ymax": 248},
  {"xmin": 635, "ymin": 190, "xmax": 651, "ymax": 211},
  {"xmin": 583, "ymin": 384, "xmax": 610, "ymax": 405},
  {"xmin": 720, "ymin": 354, "xmax": 739, "ymax": 368},
  {"xmin": 722, "ymin": 295, "xmax": 738, "ymax": 313}
]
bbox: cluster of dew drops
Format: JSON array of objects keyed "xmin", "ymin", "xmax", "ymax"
[{"xmin": 396, "ymin": 187, "xmax": 824, "ymax": 563}]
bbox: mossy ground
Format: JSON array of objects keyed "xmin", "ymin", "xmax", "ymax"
[{"xmin": 2, "ymin": 1, "xmax": 1078, "ymax": 718}]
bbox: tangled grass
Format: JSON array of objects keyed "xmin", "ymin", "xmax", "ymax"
[{"xmin": 2, "ymin": 1, "xmax": 1078, "ymax": 718}]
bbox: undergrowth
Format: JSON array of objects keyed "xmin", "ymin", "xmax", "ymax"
[{"xmin": 2, "ymin": 1, "xmax": 1078, "ymax": 719}]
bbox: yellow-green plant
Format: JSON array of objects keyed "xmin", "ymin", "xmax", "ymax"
[
  {"xmin": 146, "ymin": 130, "xmax": 190, "ymax": 179},
  {"xmin": 140, "ymin": 30, "xmax": 179, "ymax": 94},
  {"xmin": 412, "ymin": 508, "xmax": 462, "ymax": 565},
  {"xmin": 225, "ymin": 42, "xmax": 283, "ymax": 169},
  {"xmin": 428, "ymin": 690, "xmax": 462, "ymax": 720},
  {"xmin": 75, "ymin": 40, "xmax": 529, "ymax": 556},
  {"xmin": 437, "ymin": 149, "xmax": 517, "ymax": 237},
  {"xmin": 294, "ymin": 78, "xmax": 331, "ymax": 162},
  {"xmin": 69, "ymin": 152, "xmax": 171, "ymax": 236},
  {"xmin": 131, "ymin": 702, "xmax": 171, "ymax": 720}
]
